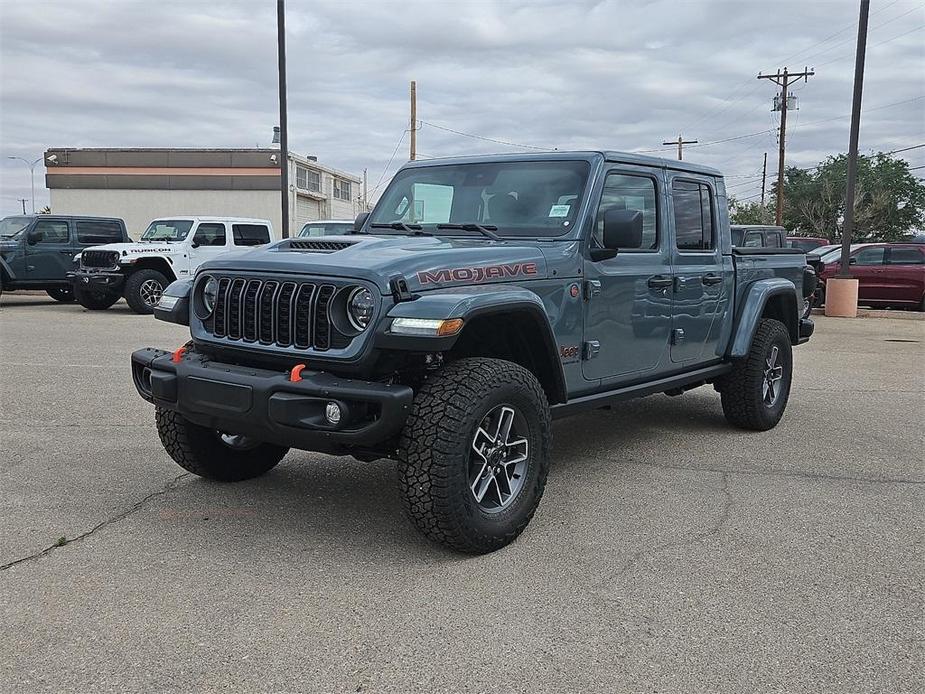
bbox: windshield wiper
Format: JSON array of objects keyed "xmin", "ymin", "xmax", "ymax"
[
  {"xmin": 435, "ymin": 223, "xmax": 502, "ymax": 241},
  {"xmin": 370, "ymin": 222, "xmax": 430, "ymax": 235}
]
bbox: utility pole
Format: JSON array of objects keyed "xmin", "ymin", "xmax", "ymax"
[
  {"xmin": 758, "ymin": 66, "xmax": 814, "ymax": 225},
  {"xmin": 276, "ymin": 0, "xmax": 290, "ymax": 238},
  {"xmin": 760, "ymin": 152, "xmax": 768, "ymax": 207},
  {"xmin": 409, "ymin": 80, "xmax": 417, "ymax": 161},
  {"xmin": 18, "ymin": 198, "xmax": 27, "ymax": 214},
  {"xmin": 838, "ymin": 0, "xmax": 870, "ymax": 277},
  {"xmin": 7, "ymin": 156, "xmax": 41, "ymax": 213},
  {"xmin": 662, "ymin": 134, "xmax": 697, "ymax": 161},
  {"xmin": 363, "ymin": 167, "xmax": 368, "ymax": 211}
]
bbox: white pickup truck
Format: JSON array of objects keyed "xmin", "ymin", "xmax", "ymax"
[{"xmin": 69, "ymin": 216, "xmax": 274, "ymax": 314}]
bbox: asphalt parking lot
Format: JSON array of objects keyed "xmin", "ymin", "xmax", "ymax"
[{"xmin": 1, "ymin": 293, "xmax": 923, "ymax": 693}]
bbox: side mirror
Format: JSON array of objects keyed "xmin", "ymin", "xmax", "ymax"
[
  {"xmin": 848, "ymin": 257, "xmax": 857, "ymax": 265},
  {"xmin": 354, "ymin": 212, "xmax": 370, "ymax": 232},
  {"xmin": 591, "ymin": 209, "xmax": 643, "ymax": 261},
  {"xmin": 26, "ymin": 229, "xmax": 44, "ymax": 245},
  {"xmin": 190, "ymin": 241, "xmax": 199, "ymax": 249}
]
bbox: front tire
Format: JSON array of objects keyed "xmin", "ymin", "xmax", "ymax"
[
  {"xmin": 155, "ymin": 407, "xmax": 288, "ymax": 482},
  {"xmin": 397, "ymin": 357, "xmax": 551, "ymax": 554},
  {"xmin": 718, "ymin": 318, "xmax": 793, "ymax": 431},
  {"xmin": 74, "ymin": 284, "xmax": 120, "ymax": 310},
  {"xmin": 47, "ymin": 287, "xmax": 75, "ymax": 303},
  {"xmin": 124, "ymin": 269, "xmax": 168, "ymax": 314}
]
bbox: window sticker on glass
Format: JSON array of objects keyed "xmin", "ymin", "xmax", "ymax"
[{"xmin": 548, "ymin": 204, "xmax": 571, "ymax": 218}]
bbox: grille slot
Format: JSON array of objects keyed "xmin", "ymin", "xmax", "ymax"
[{"xmin": 203, "ymin": 276, "xmax": 357, "ymax": 352}]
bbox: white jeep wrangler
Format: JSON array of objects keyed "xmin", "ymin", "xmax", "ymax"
[{"xmin": 70, "ymin": 217, "xmax": 274, "ymax": 314}]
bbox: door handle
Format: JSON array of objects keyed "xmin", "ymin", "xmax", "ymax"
[
  {"xmin": 59, "ymin": 249, "xmax": 75, "ymax": 254},
  {"xmin": 702, "ymin": 273, "xmax": 723, "ymax": 285},
  {"xmin": 647, "ymin": 275, "xmax": 673, "ymax": 288}
]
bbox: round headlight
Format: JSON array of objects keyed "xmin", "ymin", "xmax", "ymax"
[
  {"xmin": 201, "ymin": 275, "xmax": 218, "ymax": 316},
  {"xmin": 347, "ymin": 287, "xmax": 375, "ymax": 331}
]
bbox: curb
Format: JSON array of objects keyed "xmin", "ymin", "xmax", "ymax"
[{"xmin": 811, "ymin": 308, "xmax": 924, "ymax": 321}]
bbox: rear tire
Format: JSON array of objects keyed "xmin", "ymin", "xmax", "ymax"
[
  {"xmin": 47, "ymin": 287, "xmax": 75, "ymax": 303},
  {"xmin": 124, "ymin": 269, "xmax": 168, "ymax": 314},
  {"xmin": 74, "ymin": 284, "xmax": 120, "ymax": 310},
  {"xmin": 718, "ymin": 318, "xmax": 793, "ymax": 431},
  {"xmin": 397, "ymin": 357, "xmax": 551, "ymax": 554},
  {"xmin": 155, "ymin": 407, "xmax": 288, "ymax": 482}
]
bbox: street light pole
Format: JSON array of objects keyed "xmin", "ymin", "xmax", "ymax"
[
  {"xmin": 7, "ymin": 156, "xmax": 42, "ymax": 213},
  {"xmin": 276, "ymin": 0, "xmax": 290, "ymax": 238}
]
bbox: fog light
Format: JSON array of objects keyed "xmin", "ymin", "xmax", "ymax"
[{"xmin": 325, "ymin": 401, "xmax": 342, "ymax": 425}]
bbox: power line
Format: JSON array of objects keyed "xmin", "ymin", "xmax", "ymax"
[
  {"xmin": 419, "ymin": 120, "xmax": 551, "ymax": 151},
  {"xmin": 887, "ymin": 143, "xmax": 925, "ymax": 155},
  {"xmin": 815, "ymin": 22, "xmax": 925, "ymax": 68},
  {"xmin": 370, "ymin": 129, "xmax": 408, "ymax": 196}
]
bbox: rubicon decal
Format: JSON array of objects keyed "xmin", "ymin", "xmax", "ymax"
[{"xmin": 417, "ymin": 262, "xmax": 539, "ymax": 285}]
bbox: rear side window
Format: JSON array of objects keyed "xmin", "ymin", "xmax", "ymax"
[
  {"xmin": 887, "ymin": 247, "xmax": 924, "ymax": 265},
  {"xmin": 743, "ymin": 231, "xmax": 763, "ymax": 247},
  {"xmin": 672, "ymin": 180, "xmax": 714, "ymax": 251},
  {"xmin": 232, "ymin": 224, "xmax": 270, "ymax": 246},
  {"xmin": 76, "ymin": 220, "xmax": 123, "ymax": 244},
  {"xmin": 33, "ymin": 219, "xmax": 69, "ymax": 243},
  {"xmin": 192, "ymin": 223, "xmax": 226, "ymax": 247},
  {"xmin": 595, "ymin": 173, "xmax": 658, "ymax": 250}
]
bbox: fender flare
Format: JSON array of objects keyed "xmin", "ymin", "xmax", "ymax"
[
  {"xmin": 383, "ymin": 285, "xmax": 567, "ymax": 403},
  {"xmin": 729, "ymin": 278, "xmax": 799, "ymax": 358}
]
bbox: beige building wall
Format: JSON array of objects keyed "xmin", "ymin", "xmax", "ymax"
[{"xmin": 50, "ymin": 189, "xmax": 282, "ymax": 240}]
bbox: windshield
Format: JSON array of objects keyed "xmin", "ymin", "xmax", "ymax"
[
  {"xmin": 817, "ymin": 246, "xmax": 859, "ymax": 263},
  {"xmin": 789, "ymin": 238, "xmax": 826, "ymax": 252},
  {"xmin": 369, "ymin": 160, "xmax": 591, "ymax": 238},
  {"xmin": 141, "ymin": 220, "xmax": 194, "ymax": 241},
  {"xmin": 808, "ymin": 244, "xmax": 839, "ymax": 257},
  {"xmin": 0, "ymin": 216, "xmax": 32, "ymax": 238},
  {"xmin": 299, "ymin": 222, "xmax": 354, "ymax": 237}
]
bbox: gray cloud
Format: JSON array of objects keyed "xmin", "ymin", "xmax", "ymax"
[{"xmin": 1, "ymin": 0, "xmax": 922, "ymax": 214}]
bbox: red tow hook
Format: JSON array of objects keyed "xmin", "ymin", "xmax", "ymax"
[
  {"xmin": 171, "ymin": 346, "xmax": 187, "ymax": 364},
  {"xmin": 289, "ymin": 363, "xmax": 307, "ymax": 382}
]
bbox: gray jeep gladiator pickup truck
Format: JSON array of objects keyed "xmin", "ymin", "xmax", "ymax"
[{"xmin": 132, "ymin": 151, "xmax": 815, "ymax": 554}]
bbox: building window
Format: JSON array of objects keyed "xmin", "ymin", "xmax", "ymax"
[
  {"xmin": 334, "ymin": 178, "xmax": 352, "ymax": 201},
  {"xmin": 296, "ymin": 165, "xmax": 320, "ymax": 192}
]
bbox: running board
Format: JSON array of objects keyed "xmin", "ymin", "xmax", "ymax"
[{"xmin": 551, "ymin": 363, "xmax": 732, "ymax": 419}]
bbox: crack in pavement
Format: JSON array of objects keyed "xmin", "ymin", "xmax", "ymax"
[{"xmin": 0, "ymin": 473, "xmax": 191, "ymax": 572}]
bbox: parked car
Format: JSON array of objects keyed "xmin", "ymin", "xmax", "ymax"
[
  {"xmin": 132, "ymin": 150, "xmax": 815, "ymax": 554},
  {"xmin": 69, "ymin": 217, "xmax": 273, "ymax": 314},
  {"xmin": 788, "ymin": 236, "xmax": 829, "ymax": 252},
  {"xmin": 0, "ymin": 214, "xmax": 129, "ymax": 303},
  {"xmin": 731, "ymin": 224, "xmax": 786, "ymax": 248},
  {"xmin": 815, "ymin": 243, "xmax": 925, "ymax": 310},
  {"xmin": 298, "ymin": 220, "xmax": 354, "ymax": 237}
]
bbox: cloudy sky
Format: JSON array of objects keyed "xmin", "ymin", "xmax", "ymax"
[{"xmin": 1, "ymin": 0, "xmax": 922, "ymax": 216}]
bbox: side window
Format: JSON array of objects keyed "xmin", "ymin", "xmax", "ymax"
[
  {"xmin": 594, "ymin": 173, "xmax": 658, "ymax": 250},
  {"xmin": 192, "ymin": 223, "xmax": 226, "ymax": 247},
  {"xmin": 232, "ymin": 224, "xmax": 270, "ymax": 246},
  {"xmin": 766, "ymin": 232, "xmax": 783, "ymax": 248},
  {"xmin": 887, "ymin": 247, "xmax": 924, "ymax": 265},
  {"xmin": 33, "ymin": 219, "xmax": 70, "ymax": 243},
  {"xmin": 743, "ymin": 232, "xmax": 763, "ymax": 248},
  {"xmin": 76, "ymin": 220, "xmax": 123, "ymax": 244},
  {"xmin": 672, "ymin": 180, "xmax": 715, "ymax": 251},
  {"xmin": 852, "ymin": 247, "xmax": 885, "ymax": 266}
]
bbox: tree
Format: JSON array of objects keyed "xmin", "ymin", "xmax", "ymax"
[
  {"xmin": 779, "ymin": 152, "xmax": 925, "ymax": 241},
  {"xmin": 729, "ymin": 197, "xmax": 773, "ymax": 225}
]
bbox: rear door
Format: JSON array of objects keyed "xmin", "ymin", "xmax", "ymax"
[
  {"xmin": 667, "ymin": 176, "xmax": 731, "ymax": 364},
  {"xmin": 883, "ymin": 245, "xmax": 925, "ymax": 304},
  {"xmin": 25, "ymin": 218, "xmax": 72, "ymax": 281},
  {"xmin": 850, "ymin": 246, "xmax": 887, "ymax": 302},
  {"xmin": 582, "ymin": 166, "xmax": 673, "ymax": 383}
]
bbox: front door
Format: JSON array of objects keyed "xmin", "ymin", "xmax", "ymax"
[
  {"xmin": 25, "ymin": 218, "xmax": 72, "ymax": 281},
  {"xmin": 849, "ymin": 246, "xmax": 887, "ymax": 302},
  {"xmin": 882, "ymin": 245, "xmax": 925, "ymax": 304},
  {"xmin": 667, "ymin": 177, "xmax": 731, "ymax": 364},
  {"xmin": 582, "ymin": 168, "xmax": 672, "ymax": 383},
  {"xmin": 187, "ymin": 222, "xmax": 230, "ymax": 271}
]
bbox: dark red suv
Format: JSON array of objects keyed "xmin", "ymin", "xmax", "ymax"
[{"xmin": 817, "ymin": 243, "xmax": 925, "ymax": 310}]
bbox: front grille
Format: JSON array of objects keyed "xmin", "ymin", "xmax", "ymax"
[
  {"xmin": 204, "ymin": 276, "xmax": 347, "ymax": 352},
  {"xmin": 81, "ymin": 250, "xmax": 118, "ymax": 268}
]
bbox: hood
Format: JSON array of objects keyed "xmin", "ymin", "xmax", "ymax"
[
  {"xmin": 81, "ymin": 241, "xmax": 181, "ymax": 257},
  {"xmin": 197, "ymin": 234, "xmax": 554, "ymax": 293}
]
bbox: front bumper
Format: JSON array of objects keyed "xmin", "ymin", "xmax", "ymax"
[
  {"xmin": 68, "ymin": 269, "xmax": 125, "ymax": 291},
  {"xmin": 131, "ymin": 347, "xmax": 413, "ymax": 452}
]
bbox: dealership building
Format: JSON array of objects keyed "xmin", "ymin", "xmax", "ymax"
[{"xmin": 44, "ymin": 148, "xmax": 363, "ymax": 239}]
